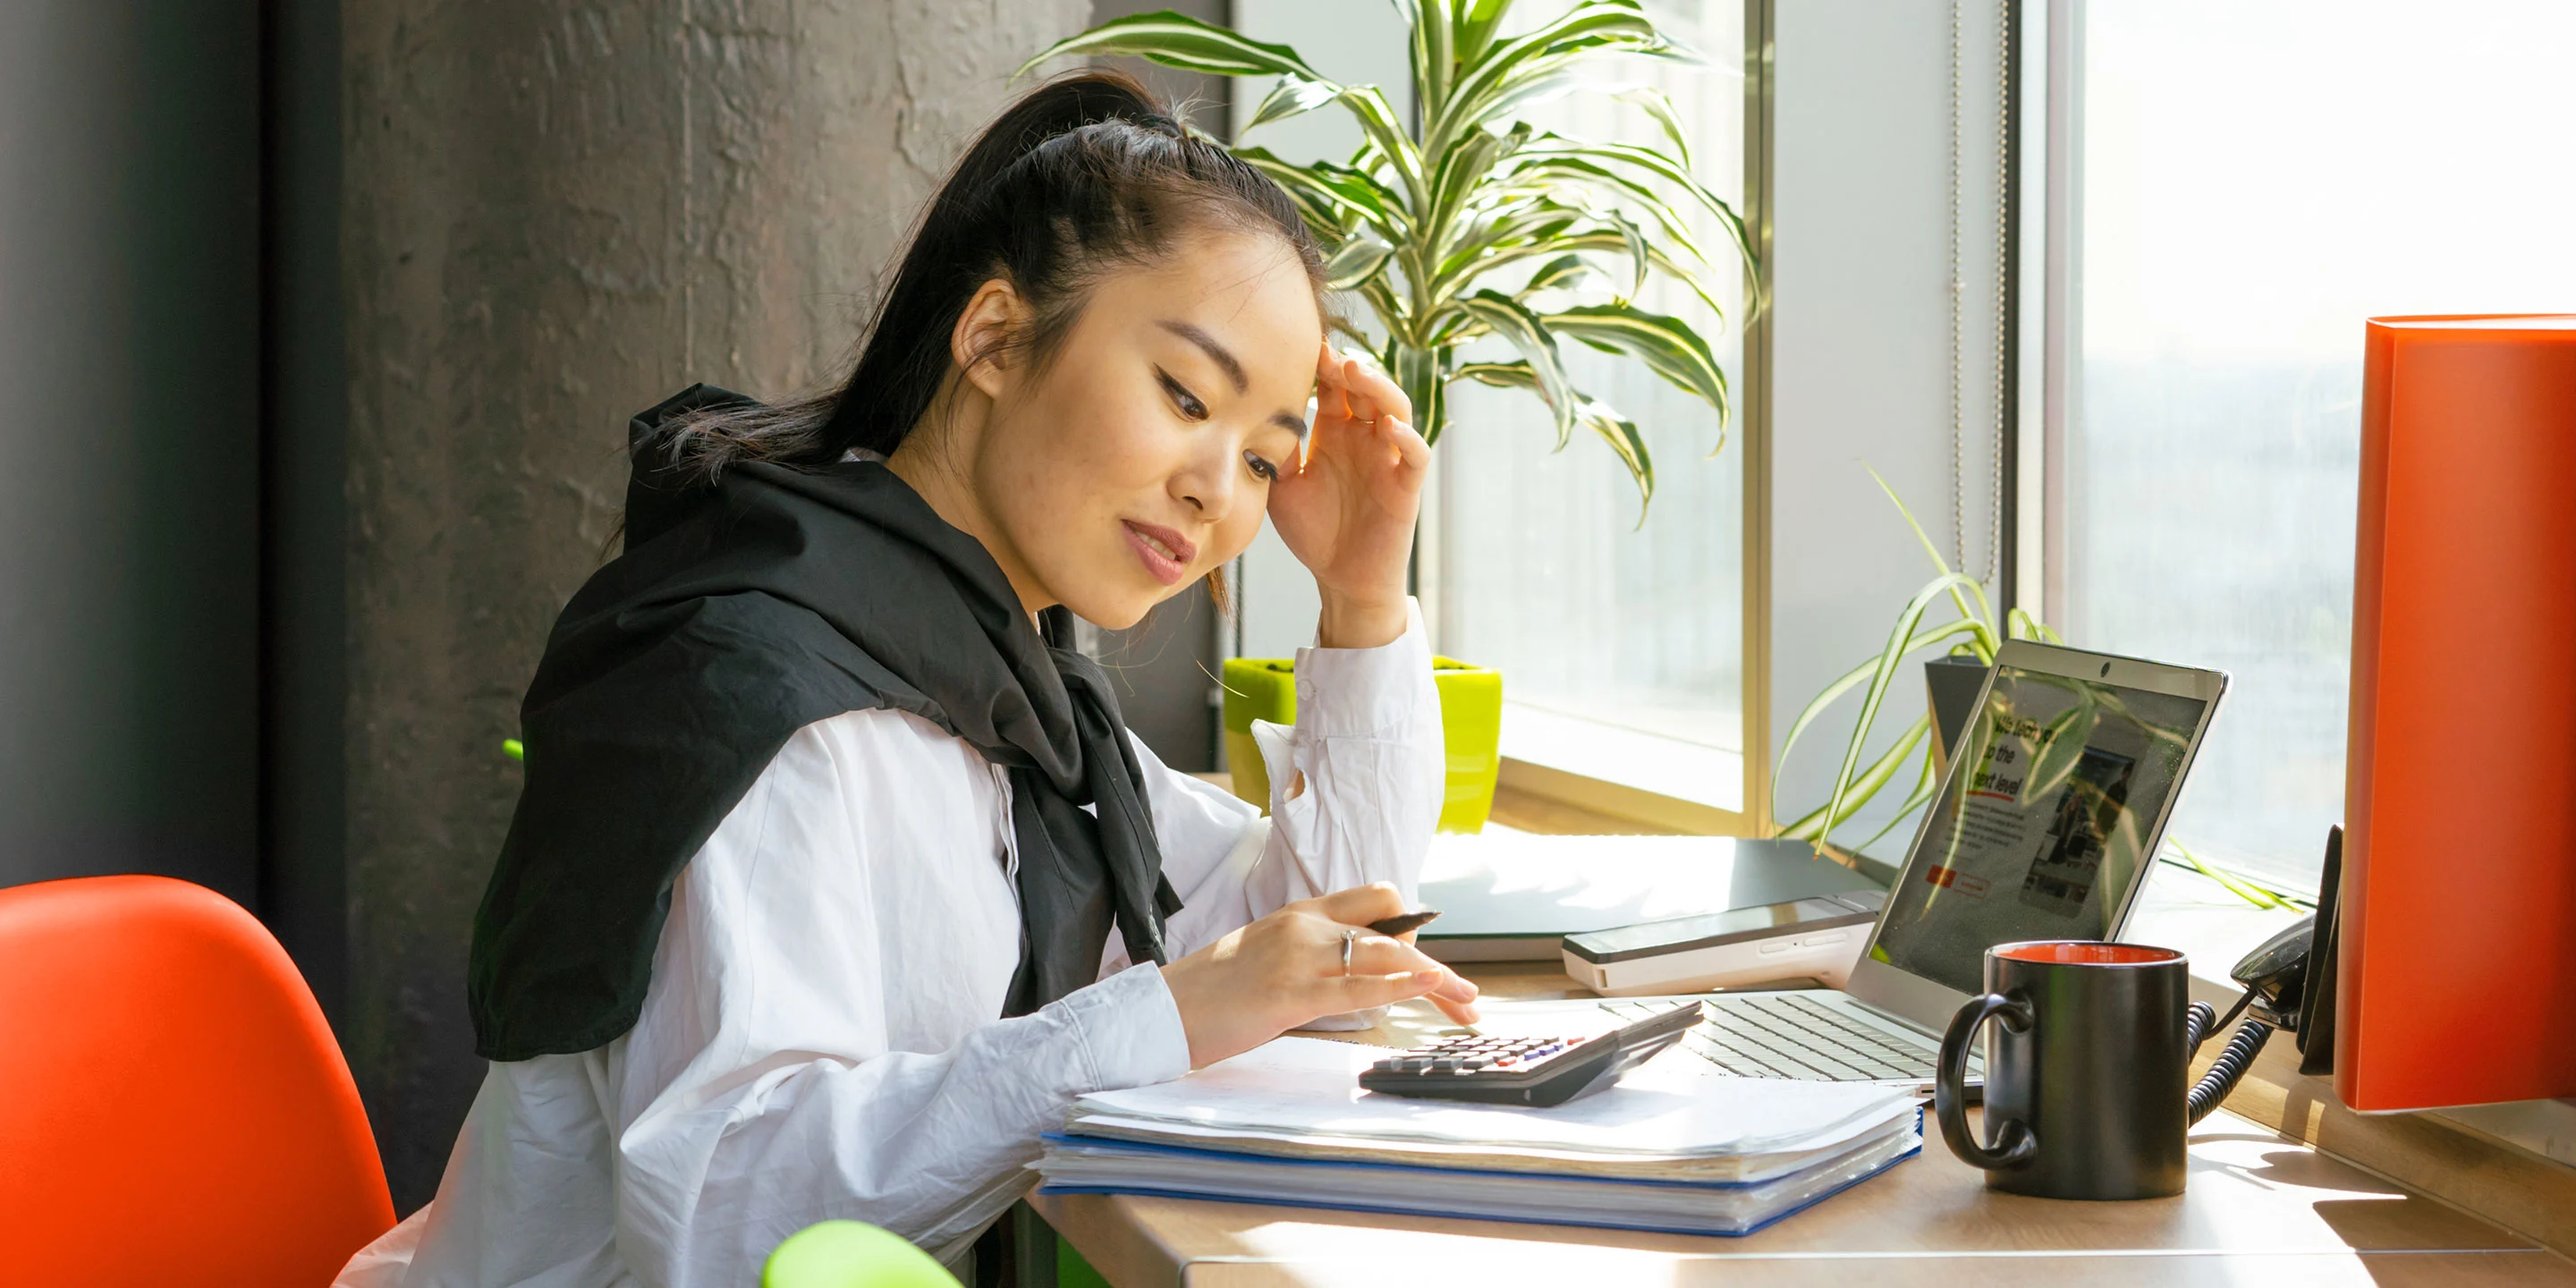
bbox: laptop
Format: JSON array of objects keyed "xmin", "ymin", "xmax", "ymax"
[{"xmin": 1592, "ymin": 640, "xmax": 2228, "ymax": 1092}]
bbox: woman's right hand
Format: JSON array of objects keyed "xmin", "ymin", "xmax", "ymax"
[{"xmin": 1158, "ymin": 882, "xmax": 1481, "ymax": 1069}]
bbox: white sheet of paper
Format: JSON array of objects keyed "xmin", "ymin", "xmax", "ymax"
[{"xmin": 1072, "ymin": 1021, "xmax": 1915, "ymax": 1159}]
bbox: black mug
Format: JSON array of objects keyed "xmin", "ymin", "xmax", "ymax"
[{"xmin": 1934, "ymin": 940, "xmax": 2190, "ymax": 1200}]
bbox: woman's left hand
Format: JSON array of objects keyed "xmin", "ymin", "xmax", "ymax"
[{"xmin": 1267, "ymin": 341, "xmax": 1431, "ymax": 648}]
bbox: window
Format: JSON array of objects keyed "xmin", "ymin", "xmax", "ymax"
[
  {"xmin": 1434, "ymin": 0, "xmax": 1754, "ymax": 818},
  {"xmin": 2052, "ymin": 0, "xmax": 2576, "ymax": 886}
]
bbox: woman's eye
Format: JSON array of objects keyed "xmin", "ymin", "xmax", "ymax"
[
  {"xmin": 1244, "ymin": 451, "xmax": 1279, "ymax": 482},
  {"xmin": 1157, "ymin": 370, "xmax": 1208, "ymax": 420}
]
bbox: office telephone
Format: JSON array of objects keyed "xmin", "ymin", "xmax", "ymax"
[{"xmin": 2182, "ymin": 826, "xmax": 2342, "ymax": 1123}]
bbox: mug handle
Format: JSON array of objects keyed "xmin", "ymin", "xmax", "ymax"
[{"xmin": 1936, "ymin": 992, "xmax": 2039, "ymax": 1171}]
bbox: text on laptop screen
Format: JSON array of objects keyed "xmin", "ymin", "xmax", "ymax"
[{"xmin": 1869, "ymin": 664, "xmax": 2208, "ymax": 995}]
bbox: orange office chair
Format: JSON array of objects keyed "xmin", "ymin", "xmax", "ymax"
[{"xmin": 0, "ymin": 874, "xmax": 394, "ymax": 1285}]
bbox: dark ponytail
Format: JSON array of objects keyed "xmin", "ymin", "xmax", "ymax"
[{"xmin": 655, "ymin": 70, "xmax": 1326, "ymax": 479}]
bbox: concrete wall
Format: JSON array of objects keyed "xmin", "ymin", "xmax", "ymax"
[
  {"xmin": 340, "ymin": 0, "xmax": 1089, "ymax": 1209},
  {"xmin": 0, "ymin": 4, "xmax": 262, "ymax": 901}
]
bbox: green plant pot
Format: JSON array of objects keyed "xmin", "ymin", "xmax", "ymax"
[{"xmin": 1220, "ymin": 656, "xmax": 1502, "ymax": 834}]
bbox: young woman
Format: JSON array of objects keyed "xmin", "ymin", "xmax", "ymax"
[{"xmin": 337, "ymin": 72, "xmax": 1479, "ymax": 1287}]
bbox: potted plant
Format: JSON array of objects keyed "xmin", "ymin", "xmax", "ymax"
[
  {"xmin": 1027, "ymin": 0, "xmax": 1756, "ymax": 828},
  {"xmin": 1220, "ymin": 654, "xmax": 1503, "ymax": 832},
  {"xmin": 1777, "ymin": 469, "xmax": 2304, "ymax": 910}
]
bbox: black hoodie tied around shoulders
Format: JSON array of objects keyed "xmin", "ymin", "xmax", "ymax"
[{"xmin": 466, "ymin": 384, "xmax": 1179, "ymax": 1061}]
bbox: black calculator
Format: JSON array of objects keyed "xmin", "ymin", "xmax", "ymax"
[{"xmin": 1359, "ymin": 1000, "xmax": 1703, "ymax": 1106}]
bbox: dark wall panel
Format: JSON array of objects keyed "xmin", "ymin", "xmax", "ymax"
[{"xmin": 0, "ymin": 4, "xmax": 263, "ymax": 905}]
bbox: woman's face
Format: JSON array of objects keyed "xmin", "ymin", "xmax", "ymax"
[{"xmin": 938, "ymin": 231, "xmax": 1324, "ymax": 631}]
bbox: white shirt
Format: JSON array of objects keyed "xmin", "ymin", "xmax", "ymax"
[{"xmin": 337, "ymin": 607, "xmax": 1443, "ymax": 1288}]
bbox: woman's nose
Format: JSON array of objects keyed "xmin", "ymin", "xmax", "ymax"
[{"xmin": 1174, "ymin": 453, "xmax": 1238, "ymax": 525}]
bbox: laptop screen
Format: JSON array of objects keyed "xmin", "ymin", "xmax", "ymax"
[{"xmin": 1868, "ymin": 662, "xmax": 2211, "ymax": 995}]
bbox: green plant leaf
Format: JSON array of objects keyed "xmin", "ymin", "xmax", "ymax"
[
  {"xmin": 2164, "ymin": 837, "xmax": 2289, "ymax": 911},
  {"xmin": 1453, "ymin": 0, "xmax": 1513, "ymax": 70},
  {"xmin": 1424, "ymin": 123, "xmax": 1522, "ymax": 260},
  {"xmin": 1769, "ymin": 618, "xmax": 1984, "ymax": 823},
  {"xmin": 1436, "ymin": 1, "xmax": 1668, "ymax": 154},
  {"xmin": 1865, "ymin": 462, "xmax": 1996, "ymax": 657},
  {"xmin": 2006, "ymin": 606, "xmax": 2064, "ymax": 645},
  {"xmin": 1246, "ymin": 75, "xmax": 1343, "ymax": 131},
  {"xmin": 1335, "ymin": 82, "xmax": 1428, "ymax": 203},
  {"xmin": 1449, "ymin": 358, "xmax": 1538, "ymax": 388},
  {"xmin": 2160, "ymin": 839, "xmax": 2316, "ymax": 911},
  {"xmin": 1444, "ymin": 226, "xmax": 1718, "ymax": 318},
  {"xmin": 1324, "ymin": 233, "xmax": 1396, "ymax": 290},
  {"xmin": 1386, "ymin": 342, "xmax": 1449, "ymax": 444},
  {"xmin": 1518, "ymin": 138, "xmax": 1757, "ymax": 281},
  {"xmin": 1852, "ymin": 716, "xmax": 1945, "ymax": 852},
  {"xmin": 1354, "ymin": 275, "xmax": 1414, "ymax": 346},
  {"xmin": 1498, "ymin": 157, "xmax": 1716, "ymax": 266},
  {"xmin": 1233, "ymin": 146, "xmax": 1363, "ymax": 237},
  {"xmin": 1619, "ymin": 86, "xmax": 1692, "ymax": 169},
  {"xmin": 1542, "ymin": 302, "xmax": 1732, "ymax": 436},
  {"xmin": 1017, "ymin": 11, "xmax": 1324, "ymax": 80},
  {"xmin": 1402, "ymin": 0, "xmax": 1448, "ymax": 117},
  {"xmin": 1599, "ymin": 201, "xmax": 1652, "ymax": 300},
  {"xmin": 1305, "ymin": 158, "xmax": 1412, "ymax": 234},
  {"xmin": 1454, "ymin": 290, "xmax": 1578, "ymax": 445},
  {"xmin": 1821, "ymin": 571, "xmax": 1988, "ymax": 847},
  {"xmin": 1430, "ymin": 202, "xmax": 1583, "ymax": 286},
  {"xmin": 1576, "ymin": 393, "xmax": 1654, "ymax": 515},
  {"xmin": 1464, "ymin": 64, "xmax": 1650, "ymax": 132},
  {"xmin": 1779, "ymin": 714, "xmax": 1931, "ymax": 843},
  {"xmin": 1514, "ymin": 252, "xmax": 1597, "ymax": 298}
]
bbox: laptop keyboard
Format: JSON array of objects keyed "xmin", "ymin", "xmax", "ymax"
[{"xmin": 1602, "ymin": 993, "xmax": 1979, "ymax": 1082}]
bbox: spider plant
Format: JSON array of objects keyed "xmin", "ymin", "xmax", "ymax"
[
  {"xmin": 1021, "ymin": 0, "xmax": 1757, "ymax": 510},
  {"xmin": 1772, "ymin": 467, "xmax": 2056, "ymax": 852},
  {"xmin": 1777, "ymin": 467, "xmax": 2304, "ymax": 911}
]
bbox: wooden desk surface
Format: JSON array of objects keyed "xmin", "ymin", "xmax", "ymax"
[{"xmin": 1035, "ymin": 965, "xmax": 2576, "ymax": 1286}]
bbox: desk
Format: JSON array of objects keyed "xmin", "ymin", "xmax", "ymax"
[{"xmin": 1035, "ymin": 964, "xmax": 2576, "ymax": 1286}]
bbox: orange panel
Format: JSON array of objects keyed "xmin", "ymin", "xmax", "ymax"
[
  {"xmin": 2340, "ymin": 316, "xmax": 2576, "ymax": 1111},
  {"xmin": 0, "ymin": 877, "xmax": 394, "ymax": 1285}
]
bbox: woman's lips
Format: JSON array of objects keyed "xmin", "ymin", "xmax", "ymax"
[{"xmin": 1122, "ymin": 520, "xmax": 1197, "ymax": 586}]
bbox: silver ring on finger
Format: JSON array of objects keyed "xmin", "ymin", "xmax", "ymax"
[{"xmin": 1341, "ymin": 928, "xmax": 1358, "ymax": 977}]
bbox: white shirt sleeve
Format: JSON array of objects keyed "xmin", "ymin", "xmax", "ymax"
[
  {"xmin": 604, "ymin": 712, "xmax": 1192, "ymax": 1284},
  {"xmin": 1104, "ymin": 598, "xmax": 1445, "ymax": 971}
]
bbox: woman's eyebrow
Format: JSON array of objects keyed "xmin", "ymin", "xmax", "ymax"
[
  {"xmin": 1157, "ymin": 318, "xmax": 1307, "ymax": 436},
  {"xmin": 1155, "ymin": 319, "xmax": 1247, "ymax": 393}
]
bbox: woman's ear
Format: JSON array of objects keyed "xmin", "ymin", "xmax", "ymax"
[{"xmin": 951, "ymin": 278, "xmax": 1027, "ymax": 402}]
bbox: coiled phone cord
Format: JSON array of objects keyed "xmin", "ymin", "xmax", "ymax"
[{"xmin": 2182, "ymin": 992, "xmax": 2275, "ymax": 1125}]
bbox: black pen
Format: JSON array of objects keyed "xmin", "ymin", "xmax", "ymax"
[{"xmin": 1367, "ymin": 909, "xmax": 1441, "ymax": 937}]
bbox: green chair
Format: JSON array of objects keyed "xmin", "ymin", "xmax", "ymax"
[{"xmin": 761, "ymin": 1221, "xmax": 960, "ymax": 1288}]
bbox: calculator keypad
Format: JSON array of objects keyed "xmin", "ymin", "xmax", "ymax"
[
  {"xmin": 1358, "ymin": 1000, "xmax": 1702, "ymax": 1105},
  {"xmin": 1370, "ymin": 1034, "xmax": 1582, "ymax": 1075}
]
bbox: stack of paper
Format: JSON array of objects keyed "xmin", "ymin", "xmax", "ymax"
[{"xmin": 1035, "ymin": 1002, "xmax": 1920, "ymax": 1237}]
